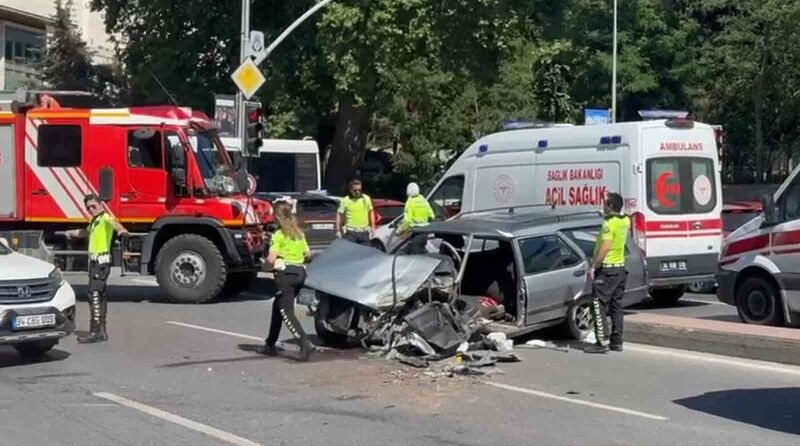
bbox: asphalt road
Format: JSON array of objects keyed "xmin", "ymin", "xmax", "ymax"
[
  {"xmin": 0, "ymin": 273, "xmax": 797, "ymax": 446},
  {"xmin": 630, "ymin": 291, "xmax": 741, "ymax": 322}
]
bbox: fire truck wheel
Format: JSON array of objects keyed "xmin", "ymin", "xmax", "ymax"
[
  {"xmin": 649, "ymin": 286, "xmax": 685, "ymax": 306},
  {"xmin": 221, "ymin": 272, "xmax": 257, "ymax": 298},
  {"xmin": 156, "ymin": 234, "xmax": 226, "ymax": 304},
  {"xmin": 736, "ymin": 276, "xmax": 784, "ymax": 326}
]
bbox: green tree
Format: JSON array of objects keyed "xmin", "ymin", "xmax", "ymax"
[{"xmin": 39, "ymin": 0, "xmax": 96, "ymax": 92}]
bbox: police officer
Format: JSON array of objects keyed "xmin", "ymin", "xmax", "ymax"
[
  {"xmin": 335, "ymin": 179, "xmax": 375, "ymax": 245},
  {"xmin": 399, "ymin": 182, "xmax": 434, "ymax": 254},
  {"xmin": 67, "ymin": 194, "xmax": 129, "ymax": 344},
  {"xmin": 260, "ymin": 201, "xmax": 314, "ymax": 361},
  {"xmin": 586, "ymin": 192, "xmax": 629, "ymax": 354}
]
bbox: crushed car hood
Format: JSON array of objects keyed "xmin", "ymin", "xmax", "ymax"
[{"xmin": 305, "ymin": 240, "xmax": 443, "ymax": 311}]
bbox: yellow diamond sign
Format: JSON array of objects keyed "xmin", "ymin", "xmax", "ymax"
[{"xmin": 231, "ymin": 58, "xmax": 266, "ymax": 99}]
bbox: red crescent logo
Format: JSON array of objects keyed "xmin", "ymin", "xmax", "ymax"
[{"xmin": 656, "ymin": 171, "xmax": 680, "ymax": 208}]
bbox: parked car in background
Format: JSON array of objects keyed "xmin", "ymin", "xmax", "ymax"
[
  {"xmin": 372, "ymin": 199, "xmax": 405, "ymax": 227},
  {"xmin": 0, "ymin": 237, "xmax": 75, "ymax": 358},
  {"xmin": 260, "ymin": 192, "xmax": 339, "ymax": 252},
  {"xmin": 687, "ymin": 201, "xmax": 764, "ymax": 294}
]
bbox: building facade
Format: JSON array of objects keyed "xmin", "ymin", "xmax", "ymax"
[{"xmin": 0, "ymin": 0, "xmax": 113, "ymax": 91}]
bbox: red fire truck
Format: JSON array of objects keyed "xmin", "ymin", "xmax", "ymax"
[{"xmin": 0, "ymin": 92, "xmax": 271, "ymax": 303}]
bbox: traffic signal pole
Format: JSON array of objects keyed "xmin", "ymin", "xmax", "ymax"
[{"xmin": 238, "ymin": 0, "xmax": 250, "ymax": 171}]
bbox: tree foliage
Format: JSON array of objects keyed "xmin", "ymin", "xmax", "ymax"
[{"xmin": 87, "ymin": 0, "xmax": 800, "ymax": 194}]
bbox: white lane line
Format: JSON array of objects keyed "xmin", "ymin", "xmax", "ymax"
[
  {"xmin": 681, "ymin": 298, "xmax": 727, "ymax": 306},
  {"xmin": 131, "ymin": 278, "xmax": 158, "ymax": 286},
  {"xmin": 165, "ymin": 321, "xmax": 263, "ymax": 342},
  {"xmin": 94, "ymin": 392, "xmax": 261, "ymax": 446},
  {"xmin": 485, "ymin": 382, "xmax": 669, "ymax": 421},
  {"xmin": 625, "ymin": 343, "xmax": 800, "ymax": 377}
]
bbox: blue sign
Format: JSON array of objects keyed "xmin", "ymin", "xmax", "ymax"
[{"xmin": 585, "ymin": 108, "xmax": 611, "ymax": 125}]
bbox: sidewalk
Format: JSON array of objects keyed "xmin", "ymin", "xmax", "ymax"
[{"xmin": 626, "ymin": 313, "xmax": 800, "ymax": 365}]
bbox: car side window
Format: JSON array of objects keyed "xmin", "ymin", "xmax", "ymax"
[
  {"xmin": 781, "ymin": 181, "xmax": 800, "ymax": 221},
  {"xmin": 519, "ymin": 235, "xmax": 581, "ymax": 275}
]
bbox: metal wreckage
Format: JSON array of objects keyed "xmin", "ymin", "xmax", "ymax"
[{"xmin": 299, "ymin": 238, "xmax": 525, "ymax": 372}]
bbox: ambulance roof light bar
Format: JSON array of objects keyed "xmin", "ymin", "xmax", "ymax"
[{"xmin": 638, "ymin": 110, "xmax": 689, "ymax": 120}]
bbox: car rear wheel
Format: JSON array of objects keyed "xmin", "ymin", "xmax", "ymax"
[
  {"xmin": 650, "ymin": 286, "xmax": 685, "ymax": 306},
  {"xmin": 14, "ymin": 341, "xmax": 57, "ymax": 358},
  {"xmin": 313, "ymin": 316, "xmax": 349, "ymax": 347},
  {"xmin": 736, "ymin": 276, "xmax": 784, "ymax": 326}
]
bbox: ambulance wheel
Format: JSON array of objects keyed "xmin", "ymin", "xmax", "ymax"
[
  {"xmin": 650, "ymin": 287, "xmax": 685, "ymax": 306},
  {"xmin": 156, "ymin": 234, "xmax": 226, "ymax": 304},
  {"xmin": 736, "ymin": 276, "xmax": 784, "ymax": 326},
  {"xmin": 221, "ymin": 271, "xmax": 257, "ymax": 298}
]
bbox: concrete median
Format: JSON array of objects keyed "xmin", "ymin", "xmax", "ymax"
[{"xmin": 625, "ymin": 313, "xmax": 800, "ymax": 366}]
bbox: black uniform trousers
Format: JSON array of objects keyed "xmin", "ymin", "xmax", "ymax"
[
  {"xmin": 591, "ymin": 266, "xmax": 627, "ymax": 346},
  {"xmin": 344, "ymin": 231, "xmax": 370, "ymax": 245},
  {"xmin": 266, "ymin": 265, "xmax": 310, "ymax": 346}
]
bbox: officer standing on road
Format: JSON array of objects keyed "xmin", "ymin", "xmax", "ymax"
[
  {"xmin": 260, "ymin": 201, "xmax": 314, "ymax": 362},
  {"xmin": 335, "ymin": 178, "xmax": 376, "ymax": 245},
  {"xmin": 66, "ymin": 194, "xmax": 129, "ymax": 344},
  {"xmin": 400, "ymin": 182, "xmax": 434, "ymax": 254},
  {"xmin": 586, "ymin": 192, "xmax": 629, "ymax": 354}
]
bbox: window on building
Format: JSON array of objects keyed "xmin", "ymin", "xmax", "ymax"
[
  {"xmin": 4, "ymin": 26, "xmax": 44, "ymax": 66},
  {"xmin": 37, "ymin": 125, "xmax": 82, "ymax": 167}
]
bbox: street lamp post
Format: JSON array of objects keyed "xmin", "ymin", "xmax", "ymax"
[{"xmin": 611, "ymin": 0, "xmax": 618, "ymax": 123}]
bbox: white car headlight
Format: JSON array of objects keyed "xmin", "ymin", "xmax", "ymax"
[
  {"xmin": 49, "ymin": 268, "xmax": 64, "ymax": 287},
  {"xmin": 223, "ymin": 176, "xmax": 235, "ymax": 194}
]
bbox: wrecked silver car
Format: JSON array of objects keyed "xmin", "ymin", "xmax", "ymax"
[{"xmin": 301, "ymin": 209, "xmax": 649, "ymax": 356}]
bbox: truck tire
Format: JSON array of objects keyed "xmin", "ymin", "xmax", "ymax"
[
  {"xmin": 156, "ymin": 234, "xmax": 226, "ymax": 304},
  {"xmin": 221, "ymin": 271, "xmax": 257, "ymax": 298},
  {"xmin": 650, "ymin": 286, "xmax": 685, "ymax": 306},
  {"xmin": 14, "ymin": 341, "xmax": 57, "ymax": 358},
  {"xmin": 736, "ymin": 276, "xmax": 784, "ymax": 326}
]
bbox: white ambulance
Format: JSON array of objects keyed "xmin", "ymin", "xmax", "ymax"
[{"xmin": 376, "ymin": 119, "xmax": 722, "ymax": 304}]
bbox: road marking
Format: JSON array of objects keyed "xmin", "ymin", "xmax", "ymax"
[
  {"xmin": 681, "ymin": 298, "xmax": 727, "ymax": 306},
  {"xmin": 166, "ymin": 321, "xmax": 263, "ymax": 342},
  {"xmin": 132, "ymin": 278, "xmax": 158, "ymax": 286},
  {"xmin": 626, "ymin": 343, "xmax": 800, "ymax": 377},
  {"xmin": 94, "ymin": 392, "xmax": 261, "ymax": 446},
  {"xmin": 485, "ymin": 382, "xmax": 669, "ymax": 421}
]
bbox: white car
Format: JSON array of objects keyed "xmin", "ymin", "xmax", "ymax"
[{"xmin": 0, "ymin": 238, "xmax": 76, "ymax": 358}]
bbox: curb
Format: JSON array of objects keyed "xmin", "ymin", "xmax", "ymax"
[{"xmin": 625, "ymin": 319, "xmax": 800, "ymax": 366}]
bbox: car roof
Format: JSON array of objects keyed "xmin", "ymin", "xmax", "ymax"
[{"xmin": 414, "ymin": 208, "xmax": 605, "ymax": 239}]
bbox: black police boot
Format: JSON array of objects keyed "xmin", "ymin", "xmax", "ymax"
[
  {"xmin": 98, "ymin": 298, "xmax": 109, "ymax": 342},
  {"xmin": 78, "ymin": 293, "xmax": 106, "ymax": 344},
  {"xmin": 280, "ymin": 309, "xmax": 313, "ymax": 362},
  {"xmin": 257, "ymin": 342, "xmax": 282, "ymax": 356}
]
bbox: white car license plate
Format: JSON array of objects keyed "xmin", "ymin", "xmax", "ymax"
[
  {"xmin": 311, "ymin": 223, "xmax": 334, "ymax": 230},
  {"xmin": 13, "ymin": 314, "xmax": 56, "ymax": 330}
]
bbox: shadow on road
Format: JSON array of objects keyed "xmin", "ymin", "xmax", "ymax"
[
  {"xmin": 69, "ymin": 276, "xmax": 277, "ymax": 304},
  {"xmin": 629, "ymin": 298, "xmax": 714, "ymax": 311},
  {"xmin": 0, "ymin": 346, "xmax": 71, "ymax": 369},
  {"xmin": 675, "ymin": 388, "xmax": 800, "ymax": 435}
]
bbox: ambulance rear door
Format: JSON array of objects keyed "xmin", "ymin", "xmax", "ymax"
[{"xmin": 640, "ymin": 122, "xmax": 722, "ymax": 285}]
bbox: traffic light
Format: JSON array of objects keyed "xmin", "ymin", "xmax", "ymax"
[{"xmin": 244, "ymin": 101, "xmax": 265, "ymax": 157}]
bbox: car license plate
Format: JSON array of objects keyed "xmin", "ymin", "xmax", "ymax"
[
  {"xmin": 311, "ymin": 223, "xmax": 334, "ymax": 230},
  {"xmin": 12, "ymin": 314, "xmax": 56, "ymax": 330}
]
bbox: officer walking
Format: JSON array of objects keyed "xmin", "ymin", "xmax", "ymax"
[
  {"xmin": 399, "ymin": 182, "xmax": 434, "ymax": 254},
  {"xmin": 586, "ymin": 192, "xmax": 629, "ymax": 354},
  {"xmin": 67, "ymin": 194, "xmax": 129, "ymax": 344},
  {"xmin": 335, "ymin": 179, "xmax": 376, "ymax": 245}
]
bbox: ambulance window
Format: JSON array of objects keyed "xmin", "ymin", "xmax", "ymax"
[
  {"xmin": 782, "ymin": 181, "xmax": 800, "ymax": 221},
  {"xmin": 647, "ymin": 157, "xmax": 716, "ymax": 214},
  {"xmin": 128, "ymin": 129, "xmax": 163, "ymax": 169},
  {"xmin": 430, "ymin": 176, "xmax": 464, "ymax": 220},
  {"xmin": 37, "ymin": 125, "xmax": 81, "ymax": 167}
]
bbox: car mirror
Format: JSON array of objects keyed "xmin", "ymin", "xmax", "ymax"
[
  {"xmin": 171, "ymin": 168, "xmax": 187, "ymax": 188},
  {"xmin": 762, "ymin": 194, "xmax": 779, "ymax": 226}
]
